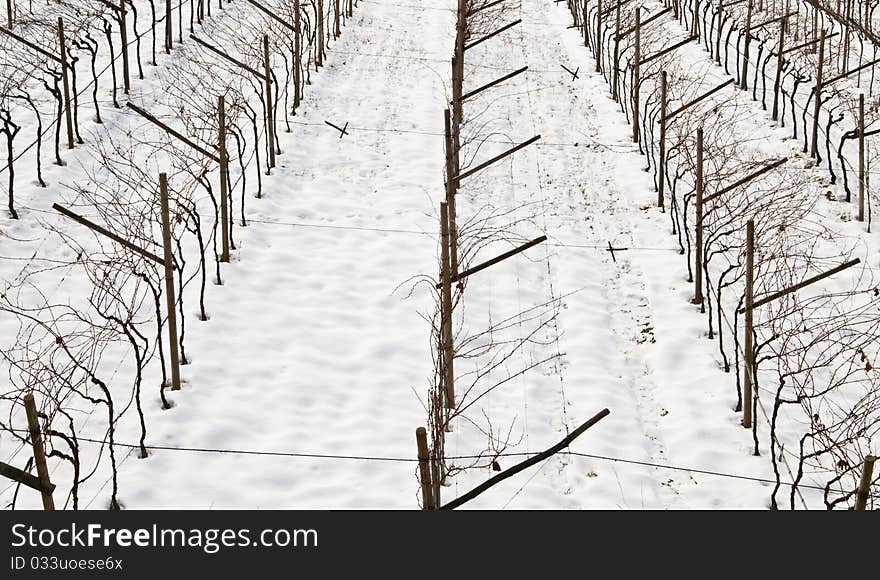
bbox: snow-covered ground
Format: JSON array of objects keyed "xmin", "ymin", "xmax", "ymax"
[{"xmin": 1, "ymin": 0, "xmax": 875, "ymax": 509}]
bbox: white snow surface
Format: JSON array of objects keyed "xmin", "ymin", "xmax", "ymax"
[{"xmin": 2, "ymin": 0, "xmax": 864, "ymax": 509}]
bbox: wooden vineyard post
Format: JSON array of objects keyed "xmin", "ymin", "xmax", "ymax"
[
  {"xmin": 57, "ymin": 18, "xmax": 74, "ymax": 150},
  {"xmin": 658, "ymin": 70, "xmax": 667, "ymax": 208},
  {"xmin": 715, "ymin": 0, "xmax": 723, "ymax": 65},
  {"xmin": 218, "ymin": 95, "xmax": 230, "ymax": 262},
  {"xmin": 595, "ymin": 0, "xmax": 602, "ymax": 73},
  {"xmin": 416, "ymin": 427, "xmax": 434, "ymax": 510},
  {"xmin": 693, "ymin": 127, "xmax": 704, "ymax": 308},
  {"xmin": 613, "ymin": 0, "xmax": 621, "ymax": 101},
  {"xmin": 5, "ymin": 0, "xmax": 11, "ymax": 29},
  {"xmin": 811, "ymin": 29, "xmax": 825, "ymax": 159},
  {"xmin": 23, "ymin": 393, "xmax": 55, "ymax": 511},
  {"xmin": 859, "ymin": 93, "xmax": 865, "ymax": 220},
  {"xmin": 317, "ymin": 0, "xmax": 324, "ymax": 67},
  {"xmin": 741, "ymin": 0, "xmax": 752, "ymax": 90},
  {"xmin": 444, "ymin": 110, "xmax": 459, "ymax": 276},
  {"xmin": 120, "ymin": 0, "xmax": 130, "ymax": 94},
  {"xmin": 334, "ymin": 0, "xmax": 340, "ymax": 38},
  {"xmin": 743, "ymin": 218, "xmax": 755, "ymax": 429},
  {"xmin": 633, "ymin": 7, "xmax": 641, "ymax": 144},
  {"xmin": 159, "ymin": 173, "xmax": 182, "ymax": 391},
  {"xmin": 294, "ymin": 0, "xmax": 302, "ymax": 110},
  {"xmin": 772, "ymin": 19, "xmax": 784, "ymax": 122},
  {"xmin": 263, "ymin": 34, "xmax": 276, "ymax": 170},
  {"xmin": 854, "ymin": 455, "xmax": 875, "ymax": 510},
  {"xmin": 440, "ymin": 203, "xmax": 455, "ymax": 410},
  {"xmin": 583, "ymin": 0, "xmax": 588, "ymax": 49},
  {"xmin": 165, "ymin": 0, "xmax": 172, "ymax": 53}
]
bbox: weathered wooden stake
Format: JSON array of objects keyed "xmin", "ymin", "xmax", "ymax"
[
  {"xmin": 858, "ymin": 92, "xmax": 865, "ymax": 220},
  {"xmin": 23, "ymin": 393, "xmax": 55, "ymax": 511},
  {"xmin": 743, "ymin": 218, "xmax": 754, "ymax": 429},
  {"xmin": 57, "ymin": 18, "xmax": 74, "ymax": 150},
  {"xmin": 218, "ymin": 95, "xmax": 230, "ymax": 262},
  {"xmin": 440, "ymin": 203, "xmax": 455, "ymax": 410},
  {"xmin": 694, "ymin": 127, "xmax": 704, "ymax": 307},
  {"xmin": 165, "ymin": 0, "xmax": 172, "ymax": 53},
  {"xmin": 741, "ymin": 0, "xmax": 753, "ymax": 90},
  {"xmin": 120, "ymin": 0, "xmax": 131, "ymax": 94},
  {"xmin": 5, "ymin": 0, "xmax": 11, "ymax": 29},
  {"xmin": 658, "ymin": 70, "xmax": 667, "ymax": 208},
  {"xmin": 317, "ymin": 0, "xmax": 324, "ymax": 67},
  {"xmin": 159, "ymin": 173, "xmax": 182, "ymax": 391},
  {"xmin": 854, "ymin": 454, "xmax": 875, "ymax": 510},
  {"xmin": 334, "ymin": 0, "xmax": 340, "ymax": 38},
  {"xmin": 294, "ymin": 0, "xmax": 302, "ymax": 110},
  {"xmin": 444, "ymin": 110, "xmax": 459, "ymax": 276},
  {"xmin": 613, "ymin": 0, "xmax": 621, "ymax": 101},
  {"xmin": 596, "ymin": 0, "xmax": 603, "ymax": 73},
  {"xmin": 416, "ymin": 427, "xmax": 434, "ymax": 510},
  {"xmin": 633, "ymin": 7, "xmax": 641, "ymax": 144},
  {"xmin": 263, "ymin": 34, "xmax": 276, "ymax": 170},
  {"xmin": 772, "ymin": 19, "xmax": 784, "ymax": 121},
  {"xmin": 715, "ymin": 0, "xmax": 723, "ymax": 65},
  {"xmin": 810, "ymin": 29, "xmax": 825, "ymax": 159}
]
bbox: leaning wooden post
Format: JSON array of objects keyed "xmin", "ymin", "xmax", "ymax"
[
  {"xmin": 416, "ymin": 427, "xmax": 435, "ymax": 510},
  {"xmin": 693, "ymin": 127, "xmax": 704, "ymax": 307},
  {"xmin": 854, "ymin": 454, "xmax": 875, "ymax": 510},
  {"xmin": 743, "ymin": 218, "xmax": 755, "ymax": 429},
  {"xmin": 613, "ymin": 0, "xmax": 621, "ymax": 101},
  {"xmin": 440, "ymin": 203, "xmax": 455, "ymax": 410},
  {"xmin": 218, "ymin": 95, "xmax": 230, "ymax": 262},
  {"xmin": 23, "ymin": 393, "xmax": 55, "ymax": 511},
  {"xmin": 159, "ymin": 173, "xmax": 182, "ymax": 391},
  {"xmin": 741, "ymin": 0, "xmax": 753, "ymax": 90},
  {"xmin": 263, "ymin": 34, "xmax": 276, "ymax": 170},
  {"xmin": 810, "ymin": 29, "xmax": 825, "ymax": 159},
  {"xmin": 57, "ymin": 18, "xmax": 75, "ymax": 150},
  {"xmin": 858, "ymin": 93, "xmax": 865, "ymax": 220},
  {"xmin": 120, "ymin": 0, "xmax": 131, "ymax": 94},
  {"xmin": 165, "ymin": 0, "xmax": 172, "ymax": 53},
  {"xmin": 293, "ymin": 0, "xmax": 302, "ymax": 110},
  {"xmin": 632, "ymin": 7, "xmax": 641, "ymax": 144},
  {"xmin": 444, "ymin": 110, "xmax": 459, "ymax": 277},
  {"xmin": 658, "ymin": 70, "xmax": 667, "ymax": 208},
  {"xmin": 772, "ymin": 18, "xmax": 784, "ymax": 121}
]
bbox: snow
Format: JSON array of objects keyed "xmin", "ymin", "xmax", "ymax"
[{"xmin": 1, "ymin": 0, "xmax": 875, "ymax": 510}]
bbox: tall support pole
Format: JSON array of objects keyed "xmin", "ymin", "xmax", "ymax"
[
  {"xmin": 440, "ymin": 203, "xmax": 455, "ymax": 410},
  {"xmin": 263, "ymin": 34, "xmax": 276, "ymax": 170},
  {"xmin": 659, "ymin": 70, "xmax": 667, "ymax": 208},
  {"xmin": 23, "ymin": 393, "xmax": 55, "ymax": 511},
  {"xmin": 854, "ymin": 455, "xmax": 875, "ymax": 510},
  {"xmin": 294, "ymin": 0, "xmax": 301, "ymax": 110},
  {"xmin": 5, "ymin": 0, "xmax": 11, "ymax": 29},
  {"xmin": 810, "ymin": 29, "xmax": 825, "ymax": 159},
  {"xmin": 596, "ymin": 0, "xmax": 603, "ymax": 73},
  {"xmin": 159, "ymin": 173, "xmax": 182, "ymax": 391},
  {"xmin": 165, "ymin": 0, "xmax": 172, "ymax": 53},
  {"xmin": 716, "ymin": 0, "xmax": 723, "ymax": 65},
  {"xmin": 693, "ymin": 127, "xmax": 704, "ymax": 307},
  {"xmin": 218, "ymin": 95, "xmax": 230, "ymax": 262},
  {"xmin": 120, "ymin": 0, "xmax": 131, "ymax": 94},
  {"xmin": 772, "ymin": 19, "xmax": 784, "ymax": 121},
  {"xmin": 743, "ymin": 218, "xmax": 755, "ymax": 429},
  {"xmin": 613, "ymin": 0, "xmax": 621, "ymax": 100},
  {"xmin": 444, "ymin": 110, "xmax": 459, "ymax": 277},
  {"xmin": 415, "ymin": 427, "xmax": 435, "ymax": 510},
  {"xmin": 858, "ymin": 92, "xmax": 865, "ymax": 219},
  {"xmin": 741, "ymin": 0, "xmax": 753, "ymax": 90},
  {"xmin": 317, "ymin": 0, "xmax": 324, "ymax": 67},
  {"xmin": 633, "ymin": 8, "xmax": 641, "ymax": 143},
  {"xmin": 57, "ymin": 18, "xmax": 74, "ymax": 150}
]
